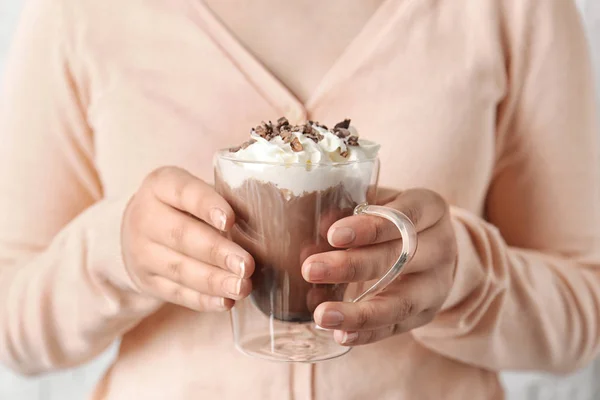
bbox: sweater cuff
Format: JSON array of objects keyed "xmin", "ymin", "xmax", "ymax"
[
  {"xmin": 414, "ymin": 207, "xmax": 505, "ymax": 337},
  {"xmin": 86, "ymin": 196, "xmax": 163, "ymax": 312},
  {"xmin": 438, "ymin": 208, "xmax": 489, "ymax": 313}
]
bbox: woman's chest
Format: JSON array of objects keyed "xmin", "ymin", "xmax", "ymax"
[
  {"xmin": 201, "ymin": 0, "xmax": 385, "ymax": 104},
  {"xmin": 85, "ymin": 0, "xmax": 506, "ymax": 213}
]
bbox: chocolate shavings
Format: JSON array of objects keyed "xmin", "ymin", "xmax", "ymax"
[
  {"xmin": 290, "ymin": 137, "xmax": 304, "ymax": 152},
  {"xmin": 230, "ymin": 117, "xmax": 360, "ymax": 154}
]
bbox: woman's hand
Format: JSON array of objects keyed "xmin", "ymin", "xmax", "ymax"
[
  {"xmin": 121, "ymin": 166, "xmax": 254, "ymax": 312},
  {"xmin": 302, "ymin": 189, "xmax": 457, "ymax": 346}
]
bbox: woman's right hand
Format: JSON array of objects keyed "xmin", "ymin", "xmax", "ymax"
[{"xmin": 121, "ymin": 166, "xmax": 254, "ymax": 312}]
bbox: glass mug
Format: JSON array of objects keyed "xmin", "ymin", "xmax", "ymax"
[{"xmin": 214, "ymin": 150, "xmax": 417, "ymax": 362}]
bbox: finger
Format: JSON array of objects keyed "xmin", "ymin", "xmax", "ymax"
[
  {"xmin": 317, "ymin": 207, "xmax": 354, "ymax": 242},
  {"xmin": 149, "ymin": 275, "xmax": 234, "ymax": 313},
  {"xmin": 332, "ymin": 311, "xmax": 436, "ymax": 346},
  {"xmin": 375, "ymin": 187, "xmax": 401, "ymax": 205},
  {"xmin": 149, "ymin": 166, "xmax": 235, "ymax": 231},
  {"xmin": 303, "ymin": 221, "xmax": 455, "ymax": 283},
  {"xmin": 299, "ymin": 239, "xmax": 335, "ymax": 267},
  {"xmin": 145, "ymin": 243, "xmax": 252, "ymax": 300},
  {"xmin": 145, "ymin": 202, "xmax": 254, "ymax": 278},
  {"xmin": 313, "ymin": 188, "xmax": 398, "ymax": 242},
  {"xmin": 313, "ymin": 271, "xmax": 449, "ymax": 331},
  {"xmin": 302, "ymin": 240, "xmax": 399, "ymax": 283},
  {"xmin": 327, "ymin": 188, "xmax": 448, "ymax": 247}
]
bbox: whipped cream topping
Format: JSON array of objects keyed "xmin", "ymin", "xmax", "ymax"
[
  {"xmin": 226, "ymin": 119, "xmax": 380, "ymax": 165},
  {"xmin": 216, "ymin": 118, "xmax": 380, "ymax": 200}
]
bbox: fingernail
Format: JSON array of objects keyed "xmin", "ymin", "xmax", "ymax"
[
  {"xmin": 321, "ymin": 310, "xmax": 344, "ymax": 327},
  {"xmin": 342, "ymin": 331, "xmax": 359, "ymax": 344},
  {"xmin": 226, "ymin": 254, "xmax": 246, "ymax": 277},
  {"xmin": 225, "ymin": 276, "xmax": 242, "ymax": 297},
  {"xmin": 307, "ymin": 263, "xmax": 327, "ymax": 281},
  {"xmin": 210, "ymin": 208, "xmax": 227, "ymax": 231},
  {"xmin": 330, "ymin": 227, "xmax": 355, "ymax": 246},
  {"xmin": 210, "ymin": 297, "xmax": 226, "ymax": 310}
]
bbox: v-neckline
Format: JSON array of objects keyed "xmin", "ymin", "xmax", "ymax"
[{"xmin": 191, "ymin": 0, "xmax": 397, "ymax": 120}]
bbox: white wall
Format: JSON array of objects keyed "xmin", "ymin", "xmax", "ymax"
[
  {"xmin": 0, "ymin": 0, "xmax": 599, "ymax": 399},
  {"xmin": 0, "ymin": 0, "xmax": 19, "ymax": 76}
]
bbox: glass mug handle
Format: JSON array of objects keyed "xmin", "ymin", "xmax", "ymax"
[{"xmin": 350, "ymin": 203, "xmax": 418, "ymax": 303}]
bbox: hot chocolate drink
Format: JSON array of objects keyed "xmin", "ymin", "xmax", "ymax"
[{"xmin": 214, "ymin": 118, "xmax": 380, "ymax": 323}]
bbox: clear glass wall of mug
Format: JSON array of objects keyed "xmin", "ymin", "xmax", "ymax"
[{"xmin": 214, "ymin": 151, "xmax": 417, "ymax": 362}]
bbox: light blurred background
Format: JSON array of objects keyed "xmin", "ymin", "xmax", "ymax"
[{"xmin": 0, "ymin": 0, "xmax": 599, "ymax": 399}]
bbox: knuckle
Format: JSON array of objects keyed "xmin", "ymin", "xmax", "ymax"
[
  {"xmin": 205, "ymin": 270, "xmax": 220, "ymax": 294},
  {"xmin": 341, "ymin": 252, "xmax": 358, "ymax": 281},
  {"xmin": 168, "ymin": 220, "xmax": 187, "ymax": 250},
  {"xmin": 146, "ymin": 167, "xmax": 189, "ymax": 204},
  {"xmin": 404, "ymin": 205, "xmax": 422, "ymax": 227},
  {"xmin": 169, "ymin": 286, "xmax": 184, "ymax": 304},
  {"xmin": 165, "ymin": 260, "xmax": 183, "ymax": 282},
  {"xmin": 356, "ymin": 304, "xmax": 375, "ymax": 329},
  {"xmin": 148, "ymin": 166, "xmax": 174, "ymax": 185},
  {"xmin": 365, "ymin": 219, "xmax": 386, "ymax": 244},
  {"xmin": 145, "ymin": 168, "xmax": 162, "ymax": 185},
  {"xmin": 365, "ymin": 220, "xmax": 378, "ymax": 244},
  {"xmin": 372, "ymin": 220, "xmax": 388, "ymax": 243},
  {"xmin": 394, "ymin": 297, "xmax": 415, "ymax": 321}
]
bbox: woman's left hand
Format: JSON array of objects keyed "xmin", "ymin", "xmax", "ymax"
[{"xmin": 302, "ymin": 188, "xmax": 457, "ymax": 346}]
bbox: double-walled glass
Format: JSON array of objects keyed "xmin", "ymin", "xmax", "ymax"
[{"xmin": 214, "ymin": 151, "xmax": 417, "ymax": 362}]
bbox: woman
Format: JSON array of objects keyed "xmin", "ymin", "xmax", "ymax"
[{"xmin": 0, "ymin": 0, "xmax": 598, "ymax": 399}]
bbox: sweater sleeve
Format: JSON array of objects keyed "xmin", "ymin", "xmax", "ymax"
[
  {"xmin": 412, "ymin": 0, "xmax": 600, "ymax": 374},
  {"xmin": 0, "ymin": 0, "xmax": 161, "ymax": 375}
]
